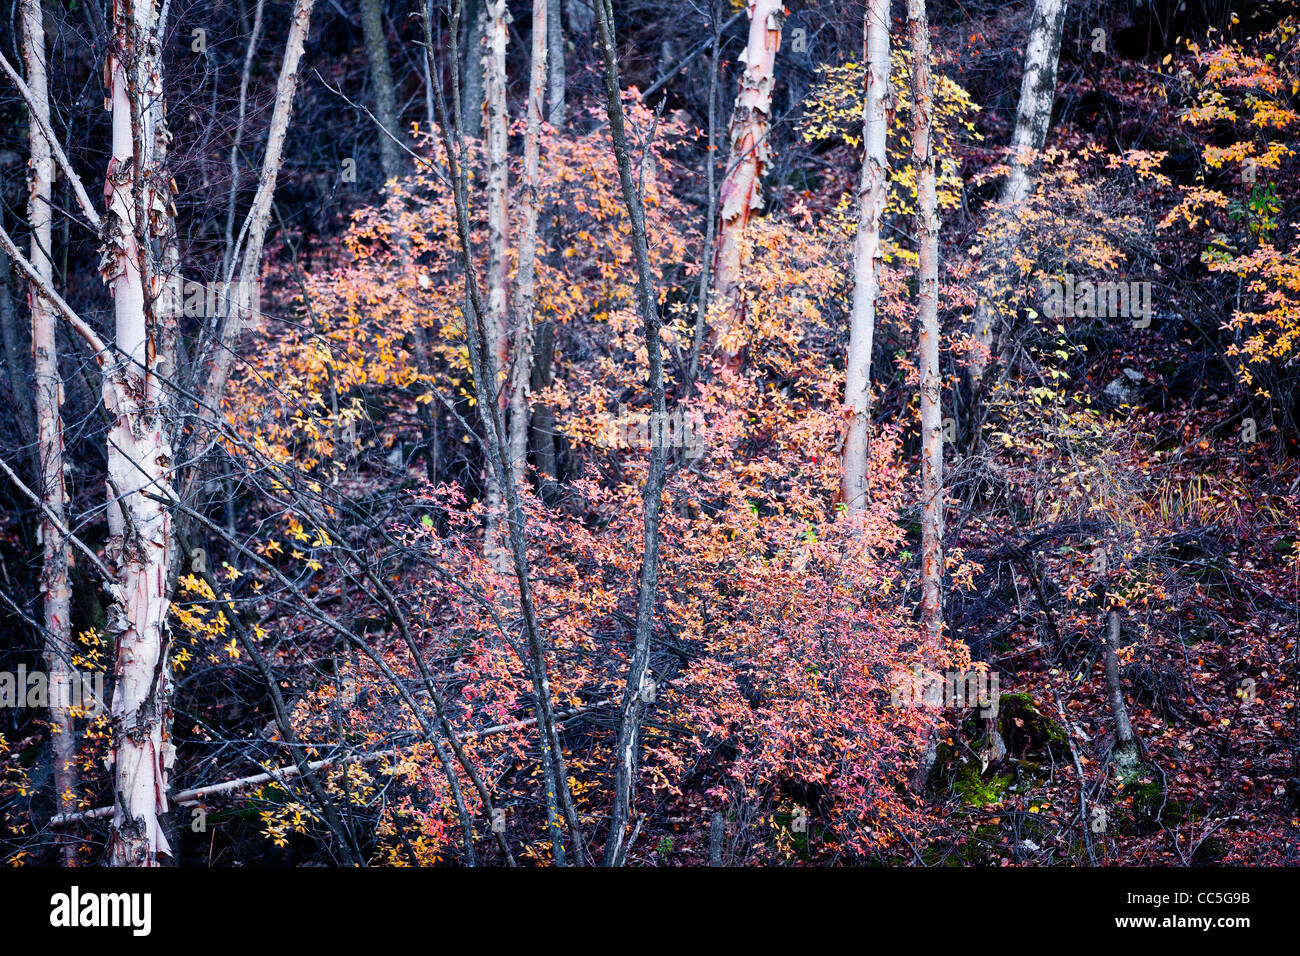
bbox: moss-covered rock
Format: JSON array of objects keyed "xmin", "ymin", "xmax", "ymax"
[
  {"xmin": 953, "ymin": 765, "xmax": 1014, "ymax": 806},
  {"xmin": 968, "ymin": 692, "xmax": 1069, "ymax": 759},
  {"xmin": 1124, "ymin": 775, "xmax": 1184, "ymax": 832}
]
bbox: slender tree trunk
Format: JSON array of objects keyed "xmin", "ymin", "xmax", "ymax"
[
  {"xmin": 526, "ymin": 0, "xmax": 565, "ymax": 501},
  {"xmin": 1103, "ymin": 607, "xmax": 1140, "ymax": 772},
  {"xmin": 547, "ymin": 0, "xmax": 566, "ymax": 126},
  {"xmin": 482, "ymin": 0, "xmax": 511, "ymax": 569},
  {"xmin": 841, "ymin": 0, "xmax": 892, "ymax": 514},
  {"xmin": 530, "ymin": 321, "xmax": 559, "ymax": 500},
  {"xmin": 528, "ymin": 0, "xmax": 562, "ymax": 495},
  {"xmin": 359, "ymin": 0, "xmax": 403, "ymax": 181},
  {"xmin": 509, "ymin": 0, "xmax": 548, "ymax": 482},
  {"xmin": 688, "ymin": 1, "xmax": 722, "ymax": 385},
  {"xmin": 422, "ymin": 0, "xmax": 437, "ymax": 132},
  {"xmin": 483, "ymin": 0, "xmax": 510, "ymax": 390},
  {"xmin": 22, "ymin": 0, "xmax": 76, "ymax": 864},
  {"xmin": 593, "ymin": 0, "xmax": 671, "ymax": 867},
  {"xmin": 909, "ymin": 0, "xmax": 942, "ymax": 654},
  {"xmin": 192, "ymin": 0, "xmax": 316, "ymax": 467},
  {"xmin": 709, "ymin": 0, "xmax": 783, "ymax": 368},
  {"xmin": 967, "ymin": 0, "xmax": 1069, "ymax": 389},
  {"xmin": 229, "ymin": 0, "xmax": 315, "ymax": 357},
  {"xmin": 221, "ymin": 0, "xmax": 265, "ymax": 281},
  {"xmin": 909, "ymin": 0, "xmax": 944, "ymax": 790}
]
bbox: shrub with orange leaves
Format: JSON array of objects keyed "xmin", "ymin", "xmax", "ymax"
[{"xmin": 225, "ymin": 146, "xmax": 959, "ymax": 860}]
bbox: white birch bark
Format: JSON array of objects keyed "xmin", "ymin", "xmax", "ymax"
[
  {"xmin": 909, "ymin": 0, "xmax": 942, "ymax": 652},
  {"xmin": 509, "ymin": 0, "xmax": 549, "ymax": 481},
  {"xmin": 21, "ymin": 0, "xmax": 77, "ymax": 862},
  {"xmin": 841, "ymin": 0, "xmax": 892, "ymax": 514},
  {"xmin": 196, "ymin": 0, "xmax": 316, "ymax": 456},
  {"xmin": 709, "ymin": 0, "xmax": 783, "ymax": 367},
  {"xmin": 968, "ymin": 0, "xmax": 1069, "ymax": 385},
  {"xmin": 482, "ymin": 0, "xmax": 511, "ymax": 570},
  {"xmin": 546, "ymin": 0, "xmax": 566, "ymax": 126},
  {"xmin": 102, "ymin": 0, "xmax": 178, "ymax": 867},
  {"xmin": 101, "ymin": 0, "xmax": 315, "ymax": 867}
]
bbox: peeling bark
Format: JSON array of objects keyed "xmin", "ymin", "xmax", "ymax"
[
  {"xmin": 100, "ymin": 0, "xmax": 316, "ymax": 867},
  {"xmin": 709, "ymin": 0, "xmax": 783, "ymax": 367},
  {"xmin": 102, "ymin": 0, "xmax": 178, "ymax": 866}
]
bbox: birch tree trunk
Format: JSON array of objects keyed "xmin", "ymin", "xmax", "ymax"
[
  {"xmin": 709, "ymin": 0, "xmax": 783, "ymax": 367},
  {"xmin": 98, "ymin": 0, "xmax": 315, "ymax": 867},
  {"xmin": 221, "ymin": 0, "xmax": 266, "ymax": 281},
  {"xmin": 22, "ymin": 0, "xmax": 76, "ymax": 863},
  {"xmin": 967, "ymin": 0, "xmax": 1069, "ymax": 388},
  {"xmin": 908, "ymin": 0, "xmax": 945, "ymax": 791},
  {"xmin": 482, "ymin": 0, "xmax": 511, "ymax": 570},
  {"xmin": 359, "ymin": 0, "xmax": 403, "ymax": 181},
  {"xmin": 227, "ymin": 0, "xmax": 313, "ymax": 365},
  {"xmin": 102, "ymin": 0, "xmax": 179, "ymax": 866},
  {"xmin": 547, "ymin": 0, "xmax": 566, "ymax": 126},
  {"xmin": 909, "ymin": 0, "xmax": 942, "ymax": 652},
  {"xmin": 841, "ymin": 0, "xmax": 892, "ymax": 515},
  {"xmin": 509, "ymin": 0, "xmax": 548, "ymax": 480},
  {"xmin": 192, "ymin": 0, "xmax": 316, "ymax": 465}
]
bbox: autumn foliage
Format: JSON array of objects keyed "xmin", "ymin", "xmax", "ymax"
[{"xmin": 3, "ymin": 1, "xmax": 1300, "ymax": 869}]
